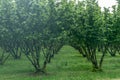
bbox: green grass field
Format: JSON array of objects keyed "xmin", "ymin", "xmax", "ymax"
[{"xmin": 0, "ymin": 45, "xmax": 120, "ymax": 80}]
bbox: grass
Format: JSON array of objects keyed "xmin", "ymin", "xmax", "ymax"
[{"xmin": 0, "ymin": 45, "xmax": 120, "ymax": 80}]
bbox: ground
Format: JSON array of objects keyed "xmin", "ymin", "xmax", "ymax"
[{"xmin": 0, "ymin": 45, "xmax": 120, "ymax": 80}]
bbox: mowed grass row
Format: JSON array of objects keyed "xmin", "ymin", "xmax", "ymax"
[{"xmin": 0, "ymin": 45, "xmax": 120, "ymax": 80}]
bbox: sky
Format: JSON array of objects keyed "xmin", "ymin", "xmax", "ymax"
[
  {"xmin": 98, "ymin": 0, "xmax": 117, "ymax": 8},
  {"xmin": 98, "ymin": 0, "xmax": 118, "ymax": 11},
  {"xmin": 75, "ymin": 0, "xmax": 118, "ymax": 11}
]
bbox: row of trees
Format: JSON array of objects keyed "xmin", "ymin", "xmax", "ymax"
[
  {"xmin": 69, "ymin": 0, "xmax": 120, "ymax": 71},
  {"xmin": 0, "ymin": 0, "xmax": 65, "ymax": 72},
  {"xmin": 0, "ymin": 0, "xmax": 120, "ymax": 72}
]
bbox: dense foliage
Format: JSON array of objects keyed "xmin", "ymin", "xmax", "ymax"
[{"xmin": 0, "ymin": 0, "xmax": 120, "ymax": 72}]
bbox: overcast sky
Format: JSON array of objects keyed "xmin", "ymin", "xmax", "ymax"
[
  {"xmin": 59, "ymin": 0, "xmax": 118, "ymax": 11},
  {"xmin": 98, "ymin": 0, "xmax": 117, "ymax": 11}
]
